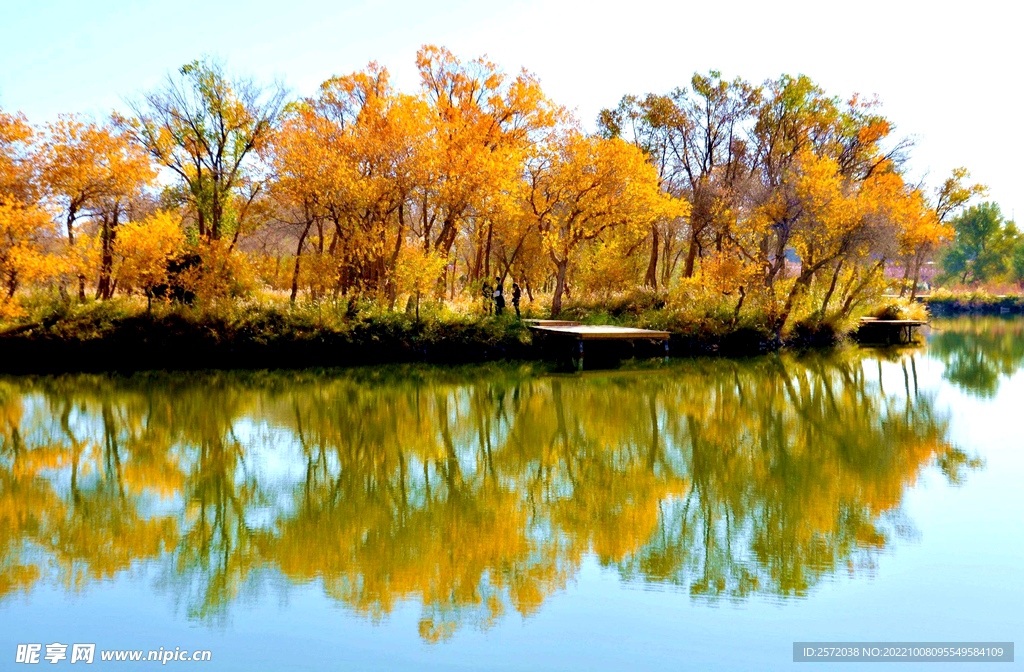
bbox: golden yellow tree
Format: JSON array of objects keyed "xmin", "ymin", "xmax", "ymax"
[
  {"xmin": 0, "ymin": 109, "xmax": 52, "ymax": 317},
  {"xmin": 0, "ymin": 201, "xmax": 52, "ymax": 317},
  {"xmin": 112, "ymin": 211, "xmax": 185, "ymax": 309},
  {"xmin": 269, "ymin": 63, "xmax": 432, "ymax": 301},
  {"xmin": 415, "ymin": 45, "xmax": 560, "ymax": 286},
  {"xmin": 0, "ymin": 109, "xmax": 37, "ymax": 203},
  {"xmin": 394, "ymin": 245, "xmax": 448, "ymax": 319},
  {"xmin": 39, "ymin": 115, "xmax": 155, "ymax": 299},
  {"xmin": 523, "ymin": 131, "xmax": 687, "ymax": 314},
  {"xmin": 894, "ymin": 167, "xmax": 986, "ymax": 298}
]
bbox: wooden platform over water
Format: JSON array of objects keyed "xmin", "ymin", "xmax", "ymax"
[
  {"xmin": 527, "ymin": 322, "xmax": 671, "ymax": 369},
  {"xmin": 855, "ymin": 317, "xmax": 927, "ymax": 344},
  {"xmin": 527, "ymin": 324, "xmax": 671, "ymax": 341}
]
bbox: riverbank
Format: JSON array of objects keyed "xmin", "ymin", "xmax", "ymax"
[
  {"xmin": 923, "ymin": 290, "xmax": 1024, "ymax": 316},
  {"xmin": 0, "ymin": 302, "xmax": 533, "ymax": 374},
  {"xmin": 0, "ymin": 299, "xmax": 858, "ymax": 374}
]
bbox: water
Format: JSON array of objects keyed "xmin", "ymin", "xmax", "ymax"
[{"xmin": 1, "ymin": 317, "xmax": 1021, "ymax": 670}]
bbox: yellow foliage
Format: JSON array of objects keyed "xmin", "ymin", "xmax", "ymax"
[
  {"xmin": 179, "ymin": 239, "xmax": 255, "ymax": 305},
  {"xmin": 0, "ymin": 109, "xmax": 37, "ymax": 204},
  {"xmin": 523, "ymin": 130, "xmax": 688, "ymax": 312},
  {"xmin": 0, "ymin": 200, "xmax": 53, "ymax": 318},
  {"xmin": 394, "ymin": 245, "xmax": 447, "ymax": 299},
  {"xmin": 40, "ymin": 115, "xmax": 155, "ymax": 238},
  {"xmin": 113, "ymin": 211, "xmax": 185, "ymax": 297},
  {"xmin": 0, "ymin": 58, "xmax": 990, "ymax": 325}
]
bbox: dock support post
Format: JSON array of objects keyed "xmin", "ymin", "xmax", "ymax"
[{"xmin": 572, "ymin": 339, "xmax": 584, "ymax": 371}]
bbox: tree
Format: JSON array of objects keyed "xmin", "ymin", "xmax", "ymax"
[
  {"xmin": 414, "ymin": 45, "xmax": 560, "ymax": 281},
  {"xmin": 762, "ymin": 149, "xmax": 860, "ymax": 328},
  {"xmin": 600, "ymin": 73, "xmax": 757, "ymax": 283},
  {"xmin": 895, "ymin": 188, "xmax": 950, "ymax": 299},
  {"xmin": 268, "ymin": 64, "xmax": 433, "ymax": 302},
  {"xmin": 523, "ymin": 131, "xmax": 687, "ymax": 315},
  {"xmin": 120, "ymin": 57, "xmax": 287, "ymax": 242},
  {"xmin": 39, "ymin": 116, "xmax": 156, "ymax": 300},
  {"xmin": 0, "ymin": 109, "xmax": 38, "ymax": 204},
  {"xmin": 265, "ymin": 101, "xmax": 332, "ymax": 303},
  {"xmin": 934, "ymin": 167, "xmax": 988, "ymax": 223},
  {"xmin": 0, "ymin": 108, "xmax": 52, "ymax": 316},
  {"xmin": 0, "ymin": 200, "xmax": 51, "ymax": 316},
  {"xmin": 394, "ymin": 246, "xmax": 448, "ymax": 320},
  {"xmin": 895, "ymin": 167, "xmax": 985, "ymax": 297},
  {"xmin": 318, "ymin": 65, "xmax": 429, "ymax": 298},
  {"xmin": 940, "ymin": 202, "xmax": 1018, "ymax": 284},
  {"xmin": 112, "ymin": 211, "xmax": 185, "ymax": 310}
]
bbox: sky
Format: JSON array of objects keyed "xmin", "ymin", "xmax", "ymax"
[{"xmin": 1, "ymin": 0, "xmax": 1019, "ymax": 218}]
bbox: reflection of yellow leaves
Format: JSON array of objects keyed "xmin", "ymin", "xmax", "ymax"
[
  {"xmin": 51, "ymin": 509, "xmax": 178, "ymax": 589},
  {"xmin": 0, "ymin": 562, "xmax": 40, "ymax": 597},
  {"xmin": 13, "ymin": 444, "xmax": 86, "ymax": 477},
  {"xmin": 418, "ymin": 618, "xmax": 456, "ymax": 643},
  {"xmin": 0, "ymin": 349, "xmax": 970, "ymax": 634},
  {"xmin": 120, "ymin": 460, "xmax": 183, "ymax": 500}
]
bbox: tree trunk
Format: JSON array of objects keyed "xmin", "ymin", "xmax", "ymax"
[
  {"xmin": 683, "ymin": 231, "xmax": 699, "ymax": 278},
  {"xmin": 731, "ymin": 286, "xmax": 746, "ymax": 325},
  {"xmin": 551, "ymin": 259, "xmax": 568, "ymax": 316},
  {"xmin": 65, "ymin": 207, "xmax": 87, "ymax": 301},
  {"xmin": 471, "ymin": 232, "xmax": 484, "ymax": 281},
  {"xmin": 839, "ymin": 260, "xmax": 885, "ymax": 318},
  {"xmin": 210, "ymin": 181, "xmax": 222, "ymax": 241},
  {"xmin": 898, "ymin": 258, "xmax": 912, "ymax": 297},
  {"xmin": 434, "ymin": 217, "xmax": 458, "ymax": 297},
  {"xmin": 661, "ymin": 233, "xmax": 674, "ymax": 286},
  {"xmin": 290, "ymin": 221, "xmax": 312, "ymax": 304},
  {"xmin": 909, "ymin": 254, "xmax": 923, "ymax": 300},
  {"xmin": 483, "ymin": 221, "xmax": 494, "ymax": 280},
  {"xmin": 644, "ymin": 224, "xmax": 659, "ymax": 289},
  {"xmin": 96, "ymin": 206, "xmax": 120, "ymax": 300},
  {"xmin": 818, "ymin": 260, "xmax": 843, "ymax": 321},
  {"xmin": 777, "ymin": 268, "xmax": 816, "ymax": 337}
]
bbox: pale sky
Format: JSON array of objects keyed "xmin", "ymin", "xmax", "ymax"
[{"xmin": 1, "ymin": 0, "xmax": 1018, "ymax": 219}]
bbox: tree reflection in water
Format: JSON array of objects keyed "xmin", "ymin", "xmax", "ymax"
[
  {"xmin": 928, "ymin": 317, "xmax": 1024, "ymax": 398},
  {"xmin": 0, "ymin": 347, "xmax": 982, "ymax": 640}
]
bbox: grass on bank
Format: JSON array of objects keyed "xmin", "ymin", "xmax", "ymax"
[
  {"xmin": 558, "ymin": 284, "xmax": 872, "ymax": 351},
  {"xmin": 923, "ymin": 288, "xmax": 1024, "ymax": 312},
  {"xmin": 0, "ymin": 293, "xmax": 535, "ymax": 371},
  {"xmin": 1, "ymin": 280, "xmax": 970, "ymax": 372},
  {"xmin": 1, "ymin": 293, "xmax": 533, "ymax": 344},
  {"xmin": 0, "ymin": 287, "xmax": 868, "ymax": 345}
]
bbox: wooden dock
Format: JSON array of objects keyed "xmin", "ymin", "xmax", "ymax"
[
  {"xmin": 855, "ymin": 318, "xmax": 927, "ymax": 344},
  {"xmin": 527, "ymin": 323, "xmax": 671, "ymax": 368},
  {"xmin": 527, "ymin": 324, "xmax": 671, "ymax": 341}
]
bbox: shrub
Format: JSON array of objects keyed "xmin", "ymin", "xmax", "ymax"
[{"xmin": 868, "ymin": 298, "xmax": 930, "ymax": 321}]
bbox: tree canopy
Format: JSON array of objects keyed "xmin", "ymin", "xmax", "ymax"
[{"xmin": 0, "ymin": 47, "xmax": 996, "ymax": 328}]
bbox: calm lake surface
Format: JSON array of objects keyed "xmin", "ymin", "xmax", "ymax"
[{"xmin": 1, "ymin": 317, "xmax": 1021, "ymax": 670}]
